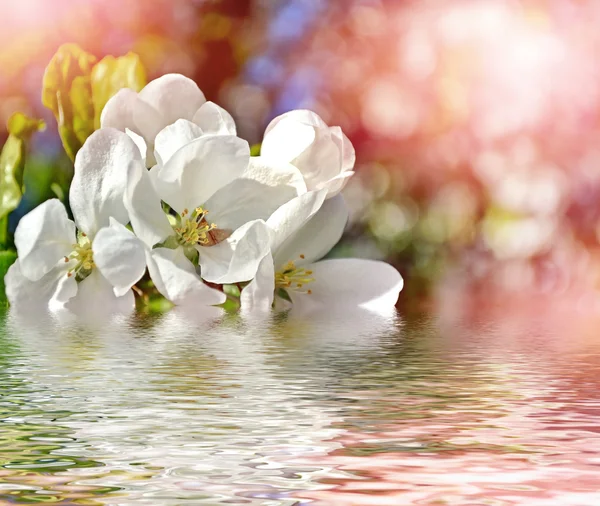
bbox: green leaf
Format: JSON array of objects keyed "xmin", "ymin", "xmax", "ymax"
[
  {"xmin": 42, "ymin": 43, "xmax": 97, "ymax": 160},
  {"xmin": 0, "ymin": 250, "xmax": 17, "ymax": 305},
  {"xmin": 0, "ymin": 113, "xmax": 45, "ymax": 246},
  {"xmin": 91, "ymin": 53, "xmax": 146, "ymax": 129},
  {"xmin": 7, "ymin": 113, "xmax": 46, "ymax": 139}
]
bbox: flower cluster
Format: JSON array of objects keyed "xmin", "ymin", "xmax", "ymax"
[{"xmin": 5, "ymin": 74, "xmax": 403, "ymax": 315}]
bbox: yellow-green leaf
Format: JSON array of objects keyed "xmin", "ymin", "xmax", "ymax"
[
  {"xmin": 70, "ymin": 74, "xmax": 95, "ymax": 146},
  {"xmin": 0, "ymin": 113, "xmax": 46, "ymax": 222},
  {"xmin": 7, "ymin": 113, "xmax": 45, "ymax": 139},
  {"xmin": 42, "ymin": 43, "xmax": 97, "ymax": 160},
  {"xmin": 91, "ymin": 52, "xmax": 147, "ymax": 129}
]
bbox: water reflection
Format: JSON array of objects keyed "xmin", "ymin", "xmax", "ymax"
[{"xmin": 1, "ymin": 308, "xmax": 599, "ymax": 505}]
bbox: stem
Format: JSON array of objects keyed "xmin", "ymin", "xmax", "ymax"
[{"xmin": 0, "ymin": 215, "xmax": 9, "ymax": 250}]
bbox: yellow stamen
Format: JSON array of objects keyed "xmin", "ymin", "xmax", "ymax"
[
  {"xmin": 275, "ymin": 260, "xmax": 315, "ymax": 294},
  {"xmin": 65, "ymin": 237, "xmax": 94, "ymax": 280},
  {"xmin": 173, "ymin": 207, "xmax": 228, "ymax": 247}
]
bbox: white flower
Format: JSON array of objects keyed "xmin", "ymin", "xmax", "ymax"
[
  {"xmin": 261, "ymin": 110, "xmax": 356, "ymax": 199},
  {"xmin": 100, "ymin": 73, "xmax": 235, "ymax": 166},
  {"xmin": 5, "ymin": 129, "xmax": 148, "ymax": 314},
  {"xmin": 125, "ymin": 122, "xmax": 306, "ymax": 305},
  {"xmin": 241, "ymin": 191, "xmax": 403, "ymax": 312}
]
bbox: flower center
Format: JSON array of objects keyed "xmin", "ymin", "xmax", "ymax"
[
  {"xmin": 172, "ymin": 207, "xmax": 231, "ymax": 248},
  {"xmin": 65, "ymin": 234, "xmax": 94, "ymax": 280},
  {"xmin": 173, "ymin": 207, "xmax": 217, "ymax": 247},
  {"xmin": 275, "ymin": 258, "xmax": 314, "ymax": 294}
]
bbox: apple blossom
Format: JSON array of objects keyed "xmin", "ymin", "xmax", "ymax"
[
  {"xmin": 261, "ymin": 110, "xmax": 356, "ymax": 199},
  {"xmin": 125, "ymin": 121, "xmax": 306, "ymax": 304},
  {"xmin": 101, "ymin": 73, "xmax": 236, "ymax": 167},
  {"xmin": 5, "ymin": 129, "xmax": 148, "ymax": 314},
  {"xmin": 241, "ymin": 191, "xmax": 403, "ymax": 312}
]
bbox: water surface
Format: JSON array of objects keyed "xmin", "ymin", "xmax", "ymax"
[{"xmin": 1, "ymin": 307, "xmax": 600, "ymax": 505}]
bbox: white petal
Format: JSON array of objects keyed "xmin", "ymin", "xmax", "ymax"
[
  {"xmin": 262, "ymin": 110, "xmax": 347, "ymax": 193},
  {"xmin": 199, "ymin": 219, "xmax": 271, "ymax": 284},
  {"xmin": 92, "ymin": 218, "xmax": 147, "ymax": 297},
  {"xmin": 318, "ymin": 170, "xmax": 354, "ymax": 198},
  {"xmin": 5, "ymin": 259, "xmax": 76, "ymax": 311},
  {"xmin": 243, "ymin": 156, "xmax": 307, "ymax": 195},
  {"xmin": 287, "ymin": 259, "xmax": 403, "ymax": 311},
  {"xmin": 125, "ymin": 160, "xmax": 173, "ymax": 248},
  {"xmin": 14, "ymin": 199, "xmax": 76, "ymax": 281},
  {"xmin": 240, "ymin": 252, "xmax": 275, "ymax": 312},
  {"xmin": 330, "ymin": 125, "xmax": 356, "ymax": 173},
  {"xmin": 266, "ymin": 190, "xmax": 327, "ymax": 255},
  {"xmin": 262, "ymin": 114, "xmax": 316, "ymax": 164},
  {"xmin": 192, "ymin": 101, "xmax": 236, "ymax": 135},
  {"xmin": 126, "ymin": 128, "xmax": 148, "ymax": 161},
  {"xmin": 292, "ymin": 127, "xmax": 343, "ymax": 190},
  {"xmin": 204, "ymin": 177, "xmax": 300, "ymax": 232},
  {"xmin": 146, "ymin": 247, "xmax": 226, "ymax": 306},
  {"xmin": 155, "ymin": 135, "xmax": 250, "ymax": 214},
  {"xmin": 100, "ymin": 88, "xmax": 139, "ymax": 132},
  {"xmin": 65, "ymin": 269, "xmax": 135, "ymax": 316},
  {"xmin": 71, "ymin": 128, "xmax": 142, "ymax": 236},
  {"xmin": 133, "ymin": 74, "xmax": 206, "ymax": 141},
  {"xmin": 273, "ymin": 194, "xmax": 348, "ymax": 268},
  {"xmin": 154, "ymin": 119, "xmax": 203, "ymax": 166},
  {"xmin": 264, "ymin": 109, "xmax": 328, "ymax": 137}
]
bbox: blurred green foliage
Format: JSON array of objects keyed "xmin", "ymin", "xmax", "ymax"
[{"xmin": 0, "ymin": 113, "xmax": 45, "ymax": 246}]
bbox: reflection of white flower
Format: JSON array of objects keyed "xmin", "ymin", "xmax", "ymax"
[
  {"xmin": 125, "ymin": 122, "xmax": 306, "ymax": 305},
  {"xmin": 241, "ymin": 191, "xmax": 403, "ymax": 312},
  {"xmin": 261, "ymin": 110, "xmax": 356, "ymax": 198},
  {"xmin": 101, "ymin": 73, "xmax": 235, "ymax": 166},
  {"xmin": 5, "ymin": 129, "xmax": 147, "ymax": 314}
]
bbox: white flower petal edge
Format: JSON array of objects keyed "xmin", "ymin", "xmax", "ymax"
[
  {"xmin": 133, "ymin": 74, "xmax": 206, "ymax": 142},
  {"xmin": 5, "ymin": 259, "xmax": 77, "ymax": 312},
  {"xmin": 14, "ymin": 198, "xmax": 76, "ymax": 282},
  {"xmin": 261, "ymin": 110, "xmax": 356, "ymax": 198},
  {"xmin": 243, "ymin": 156, "xmax": 307, "ymax": 195},
  {"xmin": 92, "ymin": 218, "xmax": 147, "ymax": 297},
  {"xmin": 125, "ymin": 155, "xmax": 175, "ymax": 248},
  {"xmin": 153, "ymin": 109, "xmax": 243, "ymax": 171},
  {"xmin": 155, "ymin": 134, "xmax": 250, "ymax": 215},
  {"xmin": 100, "ymin": 88, "xmax": 139, "ymax": 133},
  {"xmin": 192, "ymin": 102, "xmax": 236, "ymax": 136},
  {"xmin": 64, "ymin": 269, "xmax": 135, "ymax": 316},
  {"xmin": 273, "ymin": 194, "xmax": 348, "ymax": 268},
  {"xmin": 71, "ymin": 128, "xmax": 140, "ymax": 236},
  {"xmin": 203, "ymin": 177, "xmax": 302, "ymax": 233},
  {"xmin": 146, "ymin": 247, "xmax": 226, "ymax": 307},
  {"xmin": 240, "ymin": 253, "xmax": 275, "ymax": 312},
  {"xmin": 199, "ymin": 219, "xmax": 272, "ymax": 285},
  {"xmin": 266, "ymin": 190, "xmax": 328, "ymax": 254},
  {"xmin": 154, "ymin": 119, "xmax": 203, "ymax": 167},
  {"xmin": 287, "ymin": 259, "xmax": 403, "ymax": 312}
]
